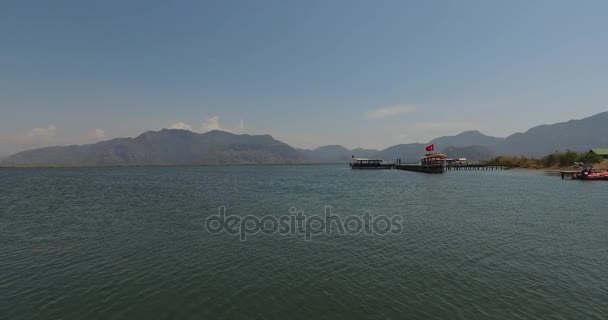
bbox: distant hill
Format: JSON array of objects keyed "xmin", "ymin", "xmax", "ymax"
[
  {"xmin": 372, "ymin": 143, "xmax": 427, "ymax": 163},
  {"xmin": 441, "ymin": 146, "xmax": 495, "ymax": 161},
  {"xmin": 298, "ymin": 145, "xmax": 379, "ymax": 163},
  {"xmin": 366, "ymin": 131, "xmax": 502, "ymax": 162},
  {"xmin": 298, "ymin": 145, "xmax": 351, "ymax": 163},
  {"xmin": 1, "ymin": 129, "xmax": 305, "ymax": 166},
  {"xmin": 430, "ymin": 130, "xmax": 504, "ymax": 148},
  {"xmin": 3, "ymin": 112, "xmax": 608, "ymax": 166},
  {"xmin": 374, "ymin": 112, "xmax": 608, "ymax": 161},
  {"xmin": 494, "ymin": 112, "xmax": 608, "ymax": 157},
  {"xmin": 351, "ymin": 148, "xmax": 379, "ymax": 158}
]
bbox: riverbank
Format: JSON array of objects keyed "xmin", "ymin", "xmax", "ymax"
[
  {"xmin": 486, "ymin": 152, "xmax": 608, "ymax": 172},
  {"xmin": 505, "ymin": 161, "xmax": 608, "ymax": 173},
  {"xmin": 0, "ymin": 163, "xmax": 346, "ymax": 169},
  {"xmin": 538, "ymin": 160, "xmax": 608, "ymax": 172}
]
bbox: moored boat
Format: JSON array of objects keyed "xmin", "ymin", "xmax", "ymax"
[
  {"xmin": 350, "ymin": 158, "xmax": 393, "ymax": 169},
  {"xmin": 420, "ymin": 153, "xmax": 447, "ymax": 173},
  {"xmin": 571, "ymin": 168, "xmax": 608, "ymax": 180}
]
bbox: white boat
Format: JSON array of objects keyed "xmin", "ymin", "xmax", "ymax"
[{"xmin": 350, "ymin": 158, "xmax": 392, "ymax": 169}]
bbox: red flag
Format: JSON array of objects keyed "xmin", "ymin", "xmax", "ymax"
[{"xmin": 425, "ymin": 144, "xmax": 434, "ymax": 152}]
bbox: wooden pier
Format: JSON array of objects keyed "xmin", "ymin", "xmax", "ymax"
[
  {"xmin": 394, "ymin": 164, "xmax": 444, "ymax": 173},
  {"xmin": 393, "ymin": 163, "xmax": 514, "ymax": 174},
  {"xmin": 446, "ymin": 164, "xmax": 513, "ymax": 170},
  {"xmin": 560, "ymin": 171, "xmax": 579, "ymax": 179}
]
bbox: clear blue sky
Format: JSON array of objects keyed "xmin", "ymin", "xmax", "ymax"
[{"xmin": 1, "ymin": 0, "xmax": 607, "ymax": 156}]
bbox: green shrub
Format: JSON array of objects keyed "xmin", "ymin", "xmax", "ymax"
[
  {"xmin": 558, "ymin": 151, "xmax": 578, "ymax": 167},
  {"xmin": 487, "ymin": 151, "xmax": 604, "ymax": 168},
  {"xmin": 541, "ymin": 153, "xmax": 558, "ymax": 167},
  {"xmin": 577, "ymin": 152, "xmax": 604, "ymax": 164}
]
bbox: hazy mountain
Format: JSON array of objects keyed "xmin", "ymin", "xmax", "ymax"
[
  {"xmin": 430, "ymin": 130, "xmax": 504, "ymax": 148},
  {"xmin": 371, "ymin": 132, "xmax": 502, "ymax": 162},
  {"xmin": 298, "ymin": 145, "xmax": 350, "ymax": 163},
  {"xmin": 1, "ymin": 129, "xmax": 305, "ymax": 166},
  {"xmin": 375, "ymin": 112, "xmax": 608, "ymax": 160},
  {"xmin": 298, "ymin": 145, "xmax": 379, "ymax": 163},
  {"xmin": 441, "ymin": 146, "xmax": 495, "ymax": 161},
  {"xmin": 3, "ymin": 112, "xmax": 608, "ymax": 166},
  {"xmin": 494, "ymin": 112, "xmax": 608, "ymax": 157},
  {"xmin": 351, "ymin": 148, "xmax": 379, "ymax": 158},
  {"xmin": 373, "ymin": 143, "xmax": 427, "ymax": 162}
]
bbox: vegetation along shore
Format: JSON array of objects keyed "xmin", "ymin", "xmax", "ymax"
[{"xmin": 486, "ymin": 151, "xmax": 608, "ymax": 171}]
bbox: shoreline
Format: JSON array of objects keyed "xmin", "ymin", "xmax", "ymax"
[
  {"xmin": 0, "ymin": 163, "xmax": 348, "ymax": 169},
  {"xmin": 511, "ymin": 166, "xmax": 607, "ymax": 173},
  {"xmin": 0, "ymin": 163, "xmax": 584, "ymax": 172},
  {"xmin": 3, "ymin": 161, "xmax": 605, "ymax": 172}
]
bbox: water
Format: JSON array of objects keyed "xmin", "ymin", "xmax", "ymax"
[{"xmin": 1, "ymin": 165, "xmax": 607, "ymax": 319}]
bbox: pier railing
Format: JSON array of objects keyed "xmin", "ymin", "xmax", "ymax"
[
  {"xmin": 392, "ymin": 163, "xmax": 516, "ymax": 173},
  {"xmin": 446, "ymin": 164, "xmax": 515, "ymax": 170}
]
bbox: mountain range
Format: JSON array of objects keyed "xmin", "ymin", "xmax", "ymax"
[{"xmin": 2, "ymin": 112, "xmax": 607, "ymax": 166}]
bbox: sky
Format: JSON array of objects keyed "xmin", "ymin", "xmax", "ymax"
[{"xmin": 1, "ymin": 0, "xmax": 607, "ymax": 157}]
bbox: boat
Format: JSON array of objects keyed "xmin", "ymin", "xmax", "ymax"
[
  {"xmin": 350, "ymin": 158, "xmax": 393, "ymax": 169},
  {"xmin": 420, "ymin": 153, "xmax": 447, "ymax": 173},
  {"xmin": 571, "ymin": 168, "xmax": 608, "ymax": 180}
]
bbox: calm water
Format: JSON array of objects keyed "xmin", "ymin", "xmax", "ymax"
[{"xmin": 1, "ymin": 165, "xmax": 607, "ymax": 319}]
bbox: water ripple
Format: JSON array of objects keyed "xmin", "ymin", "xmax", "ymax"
[{"xmin": 0, "ymin": 166, "xmax": 607, "ymax": 319}]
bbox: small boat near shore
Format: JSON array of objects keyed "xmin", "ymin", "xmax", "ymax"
[{"xmin": 571, "ymin": 168, "xmax": 608, "ymax": 180}]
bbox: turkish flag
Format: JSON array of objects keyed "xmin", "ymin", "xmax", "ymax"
[{"xmin": 425, "ymin": 144, "xmax": 434, "ymax": 152}]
